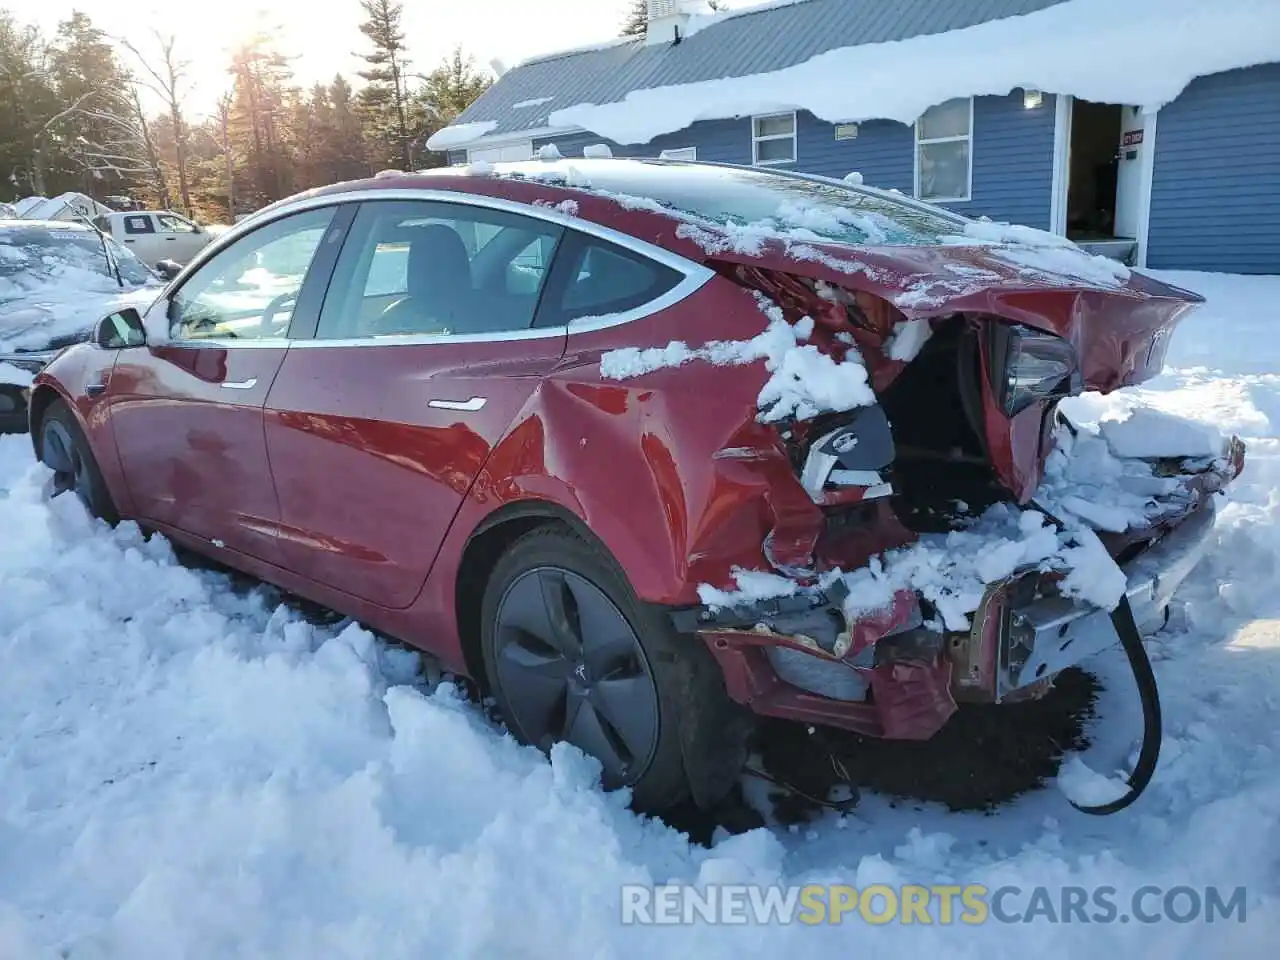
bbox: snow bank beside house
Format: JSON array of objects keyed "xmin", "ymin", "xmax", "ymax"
[{"xmin": 545, "ymin": 0, "xmax": 1280, "ymax": 145}]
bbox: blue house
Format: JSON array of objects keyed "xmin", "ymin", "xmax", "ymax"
[{"xmin": 429, "ymin": 0, "xmax": 1280, "ymax": 274}]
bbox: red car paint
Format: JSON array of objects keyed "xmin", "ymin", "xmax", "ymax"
[{"xmin": 29, "ymin": 164, "xmax": 1227, "ymax": 745}]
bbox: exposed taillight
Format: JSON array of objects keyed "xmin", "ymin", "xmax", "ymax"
[{"xmin": 989, "ymin": 324, "xmax": 1081, "ymax": 417}]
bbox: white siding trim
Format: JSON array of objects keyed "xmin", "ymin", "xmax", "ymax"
[
  {"xmin": 1049, "ymin": 94, "xmax": 1073, "ymax": 235},
  {"xmin": 1134, "ymin": 109, "xmax": 1159, "ymax": 269},
  {"xmin": 752, "ymin": 112, "xmax": 797, "ymax": 166},
  {"xmin": 914, "ymin": 97, "xmax": 974, "ymax": 203}
]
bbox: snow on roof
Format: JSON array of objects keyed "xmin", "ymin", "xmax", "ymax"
[
  {"xmin": 426, "ymin": 121, "xmax": 499, "ymax": 152},
  {"xmin": 547, "ymin": 0, "xmax": 1279, "ymax": 145}
]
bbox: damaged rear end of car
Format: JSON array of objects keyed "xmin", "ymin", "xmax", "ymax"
[{"xmin": 638, "ymin": 234, "xmax": 1244, "ymax": 750}]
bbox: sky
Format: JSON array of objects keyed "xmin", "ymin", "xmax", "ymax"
[{"xmin": 8, "ymin": 0, "xmax": 754, "ymax": 116}]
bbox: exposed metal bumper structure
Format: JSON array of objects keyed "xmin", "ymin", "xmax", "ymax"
[{"xmin": 999, "ymin": 499, "xmax": 1218, "ymax": 698}]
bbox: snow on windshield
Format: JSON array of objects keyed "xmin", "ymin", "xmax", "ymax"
[{"xmin": 0, "ymin": 228, "xmax": 160, "ymax": 353}]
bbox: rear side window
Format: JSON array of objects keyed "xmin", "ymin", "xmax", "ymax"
[
  {"xmin": 123, "ymin": 215, "xmax": 154, "ymax": 235},
  {"xmin": 537, "ymin": 234, "xmax": 681, "ymax": 326}
]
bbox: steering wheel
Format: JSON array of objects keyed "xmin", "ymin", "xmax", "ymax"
[{"xmin": 257, "ymin": 291, "xmax": 298, "ymax": 337}]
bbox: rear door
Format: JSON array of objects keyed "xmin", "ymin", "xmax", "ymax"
[
  {"xmin": 263, "ymin": 197, "xmax": 567, "ymax": 607},
  {"xmin": 108, "ymin": 205, "xmax": 352, "ymax": 560}
]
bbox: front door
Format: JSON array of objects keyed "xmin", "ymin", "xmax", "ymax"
[
  {"xmin": 154, "ymin": 212, "xmax": 208, "ymax": 263},
  {"xmin": 108, "ymin": 206, "xmax": 346, "ymax": 560},
  {"xmin": 264, "ymin": 197, "xmax": 567, "ymax": 608},
  {"xmin": 1114, "ymin": 106, "xmax": 1147, "ymax": 239}
]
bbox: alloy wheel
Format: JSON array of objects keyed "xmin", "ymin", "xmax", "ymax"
[{"xmin": 492, "ymin": 566, "xmax": 660, "ymax": 785}]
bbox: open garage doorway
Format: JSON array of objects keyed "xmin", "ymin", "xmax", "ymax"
[{"xmin": 1063, "ymin": 99, "xmax": 1147, "ymax": 261}]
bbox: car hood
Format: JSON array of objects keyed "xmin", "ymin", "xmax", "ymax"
[{"xmin": 0, "ymin": 282, "xmax": 161, "ymax": 355}]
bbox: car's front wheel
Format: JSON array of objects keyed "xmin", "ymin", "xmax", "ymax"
[
  {"xmin": 480, "ymin": 525, "xmax": 741, "ymax": 813},
  {"xmin": 38, "ymin": 399, "xmax": 118, "ymax": 522}
]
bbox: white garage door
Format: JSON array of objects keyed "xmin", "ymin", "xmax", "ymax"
[{"xmin": 468, "ymin": 141, "xmax": 534, "ymax": 164}]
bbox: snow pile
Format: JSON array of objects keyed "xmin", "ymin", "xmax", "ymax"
[
  {"xmin": 600, "ymin": 293, "xmax": 875, "ymax": 422},
  {"xmin": 536, "ymin": 143, "xmax": 564, "ymax": 160},
  {"xmin": 700, "ymin": 501, "xmax": 1126, "ymax": 631},
  {"xmin": 945, "ymin": 220, "xmax": 1132, "ymax": 289},
  {"xmin": 884, "ymin": 318, "xmax": 932, "ymax": 362},
  {"xmin": 424, "ymin": 120, "xmax": 497, "ymax": 152},
  {"xmin": 545, "ymin": 0, "xmax": 1280, "ymax": 145},
  {"xmin": 0, "ymin": 362, "xmax": 33, "ymax": 387},
  {"xmin": 1100, "ymin": 407, "xmax": 1226, "ymax": 460},
  {"xmin": 465, "ymin": 160, "xmax": 495, "ymax": 175},
  {"xmin": 511, "ymin": 96, "xmax": 554, "ymax": 110},
  {"xmin": 583, "ymin": 143, "xmax": 614, "ymax": 159}
]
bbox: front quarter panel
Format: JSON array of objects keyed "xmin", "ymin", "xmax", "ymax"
[{"xmin": 32, "ymin": 344, "xmax": 134, "ymax": 516}]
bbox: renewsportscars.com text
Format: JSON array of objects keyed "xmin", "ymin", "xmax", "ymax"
[{"xmin": 620, "ymin": 884, "xmax": 1248, "ymax": 925}]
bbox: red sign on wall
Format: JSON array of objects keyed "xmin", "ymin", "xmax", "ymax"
[{"xmin": 1122, "ymin": 129, "xmax": 1144, "ymax": 147}]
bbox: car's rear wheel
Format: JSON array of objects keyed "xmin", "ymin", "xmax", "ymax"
[
  {"xmin": 38, "ymin": 400, "xmax": 118, "ymax": 522},
  {"xmin": 480, "ymin": 525, "xmax": 740, "ymax": 813}
]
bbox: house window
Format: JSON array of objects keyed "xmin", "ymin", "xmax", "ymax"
[
  {"xmin": 658, "ymin": 147, "xmax": 697, "ymax": 161},
  {"xmin": 915, "ymin": 98, "xmax": 972, "ymax": 202},
  {"xmin": 752, "ymin": 113, "xmax": 796, "ymax": 165}
]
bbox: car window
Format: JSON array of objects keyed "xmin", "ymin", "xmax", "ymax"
[
  {"xmin": 168, "ymin": 207, "xmax": 336, "ymax": 341},
  {"xmin": 315, "ymin": 199, "xmax": 563, "ymax": 340},
  {"xmin": 157, "ymin": 213, "xmax": 199, "ymax": 234},
  {"xmin": 538, "ymin": 234, "xmax": 681, "ymax": 326},
  {"xmin": 123, "ymin": 215, "xmax": 155, "ymax": 235}
]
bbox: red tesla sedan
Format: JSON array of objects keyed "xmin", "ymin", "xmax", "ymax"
[{"xmin": 31, "ymin": 159, "xmax": 1241, "ymax": 813}]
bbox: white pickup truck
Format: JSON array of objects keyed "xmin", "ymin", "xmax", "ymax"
[{"xmin": 92, "ymin": 210, "xmax": 215, "ymax": 268}]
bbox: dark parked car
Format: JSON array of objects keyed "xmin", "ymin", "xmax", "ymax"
[
  {"xmin": 0, "ymin": 219, "xmax": 160, "ymax": 432},
  {"xmin": 30, "ymin": 159, "xmax": 1241, "ymax": 812}
]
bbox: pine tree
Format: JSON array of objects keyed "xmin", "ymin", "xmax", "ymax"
[
  {"xmin": 356, "ymin": 0, "xmax": 413, "ymax": 169},
  {"xmin": 621, "ymin": 0, "xmax": 649, "ymax": 37}
]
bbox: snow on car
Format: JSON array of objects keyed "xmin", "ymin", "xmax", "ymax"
[
  {"xmin": 0, "ymin": 268, "xmax": 1276, "ymax": 956},
  {"xmin": 0, "ymin": 219, "xmax": 162, "ymax": 432}
]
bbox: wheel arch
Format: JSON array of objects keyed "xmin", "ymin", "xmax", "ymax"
[
  {"xmin": 453, "ymin": 498, "xmax": 622, "ymax": 687},
  {"xmin": 26, "ymin": 384, "xmax": 65, "ymax": 457}
]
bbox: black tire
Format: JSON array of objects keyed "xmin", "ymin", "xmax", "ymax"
[
  {"xmin": 480, "ymin": 525, "xmax": 746, "ymax": 813},
  {"xmin": 37, "ymin": 399, "xmax": 119, "ymax": 523}
]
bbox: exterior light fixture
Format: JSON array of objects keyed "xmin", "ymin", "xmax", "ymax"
[{"xmin": 1023, "ymin": 89, "xmax": 1044, "ymax": 109}]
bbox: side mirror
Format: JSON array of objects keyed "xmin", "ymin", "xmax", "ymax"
[
  {"xmin": 154, "ymin": 258, "xmax": 182, "ymax": 281},
  {"xmin": 96, "ymin": 307, "xmax": 147, "ymax": 349}
]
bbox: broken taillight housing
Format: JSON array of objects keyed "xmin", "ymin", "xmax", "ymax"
[{"xmin": 989, "ymin": 324, "xmax": 1081, "ymax": 417}]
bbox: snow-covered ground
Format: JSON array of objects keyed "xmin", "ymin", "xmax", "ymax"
[{"xmin": 1, "ymin": 271, "xmax": 1278, "ymax": 956}]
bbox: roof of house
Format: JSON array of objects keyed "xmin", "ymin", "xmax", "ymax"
[
  {"xmin": 446, "ymin": 0, "xmax": 1068, "ymax": 139},
  {"xmin": 432, "ymin": 0, "xmax": 1280, "ymax": 151}
]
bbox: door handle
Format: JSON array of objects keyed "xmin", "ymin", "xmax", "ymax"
[
  {"xmin": 86, "ymin": 382, "xmax": 106, "ymax": 397},
  {"xmin": 428, "ymin": 396, "xmax": 487, "ymax": 412},
  {"xmin": 220, "ymin": 378, "xmax": 258, "ymax": 390}
]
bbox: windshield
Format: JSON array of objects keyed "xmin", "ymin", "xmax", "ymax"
[
  {"xmin": 0, "ymin": 226, "xmax": 154, "ymax": 293},
  {"xmin": 494, "ymin": 158, "xmax": 968, "ymax": 247}
]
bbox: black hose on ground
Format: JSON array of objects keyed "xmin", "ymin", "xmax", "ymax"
[{"xmin": 1068, "ymin": 595, "xmax": 1163, "ymax": 815}]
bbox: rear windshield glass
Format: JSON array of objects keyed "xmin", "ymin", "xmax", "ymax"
[{"xmin": 495, "ymin": 158, "xmax": 967, "ymax": 247}]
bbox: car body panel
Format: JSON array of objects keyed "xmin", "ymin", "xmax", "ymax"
[
  {"xmin": 264, "ymin": 333, "xmax": 569, "ymax": 608},
  {"xmin": 107, "ymin": 342, "xmax": 288, "ymax": 561}
]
